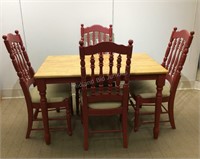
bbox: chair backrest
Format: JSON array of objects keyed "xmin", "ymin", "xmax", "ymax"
[
  {"xmin": 81, "ymin": 24, "xmax": 113, "ymax": 46},
  {"xmin": 161, "ymin": 27, "xmax": 194, "ymax": 92},
  {"xmin": 2, "ymin": 30, "xmax": 35, "ymax": 101},
  {"xmin": 79, "ymin": 40, "xmax": 133, "ymax": 104}
]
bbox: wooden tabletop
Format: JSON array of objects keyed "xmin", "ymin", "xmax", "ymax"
[{"xmin": 34, "ymin": 53, "xmax": 168, "ymax": 78}]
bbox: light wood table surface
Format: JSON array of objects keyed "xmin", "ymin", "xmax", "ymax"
[{"xmin": 35, "ymin": 53, "xmax": 167, "ymax": 78}]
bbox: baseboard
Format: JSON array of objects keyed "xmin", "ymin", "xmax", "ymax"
[
  {"xmin": 194, "ymin": 81, "xmax": 200, "ymax": 90},
  {"xmin": 1, "ymin": 83, "xmax": 77, "ymax": 99},
  {"xmin": 1, "ymin": 88, "xmax": 24, "ymax": 99},
  {"xmin": 177, "ymin": 80, "xmax": 200, "ymax": 90}
]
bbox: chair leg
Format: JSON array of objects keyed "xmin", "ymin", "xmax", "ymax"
[
  {"xmin": 168, "ymin": 101, "xmax": 176, "ymax": 129},
  {"xmin": 70, "ymin": 96, "xmax": 74, "ymax": 116},
  {"xmin": 134, "ymin": 102, "xmax": 140, "ymax": 132},
  {"xmin": 80, "ymin": 106, "xmax": 83, "ymax": 124},
  {"xmin": 75, "ymin": 83, "xmax": 80, "ymax": 115},
  {"xmin": 56, "ymin": 108, "xmax": 60, "ymax": 113},
  {"xmin": 66, "ymin": 99, "xmax": 72, "ymax": 136},
  {"xmin": 83, "ymin": 114, "xmax": 89, "ymax": 151},
  {"xmin": 122, "ymin": 112, "xmax": 128, "ymax": 148},
  {"xmin": 33, "ymin": 108, "xmax": 40, "ymax": 120},
  {"xmin": 26, "ymin": 109, "xmax": 34, "ymax": 138}
]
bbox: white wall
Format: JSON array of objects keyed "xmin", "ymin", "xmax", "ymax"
[
  {"xmin": 182, "ymin": 0, "xmax": 200, "ymax": 82},
  {"xmin": 1, "ymin": 0, "xmax": 24, "ymax": 97},
  {"xmin": 1, "ymin": 0, "xmax": 200, "ymax": 98},
  {"xmin": 0, "ymin": 0, "xmax": 2, "ymax": 99},
  {"xmin": 192, "ymin": 0, "xmax": 200, "ymax": 80}
]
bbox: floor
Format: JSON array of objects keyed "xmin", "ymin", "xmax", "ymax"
[{"xmin": 0, "ymin": 90, "xmax": 199, "ymax": 158}]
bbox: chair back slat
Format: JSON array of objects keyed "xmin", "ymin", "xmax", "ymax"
[
  {"xmin": 116, "ymin": 54, "xmax": 122, "ymax": 94},
  {"xmin": 90, "ymin": 54, "xmax": 96, "ymax": 95},
  {"xmin": 98, "ymin": 31, "xmax": 101, "ymax": 43},
  {"xmin": 169, "ymin": 38, "xmax": 184, "ymax": 76},
  {"xmin": 108, "ymin": 52, "xmax": 114, "ymax": 94},
  {"xmin": 98, "ymin": 52, "xmax": 104, "ymax": 94},
  {"xmin": 87, "ymin": 33, "xmax": 90, "ymax": 46}
]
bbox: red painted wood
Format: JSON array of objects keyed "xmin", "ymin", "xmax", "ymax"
[
  {"xmin": 129, "ymin": 27, "xmax": 194, "ymax": 133},
  {"xmin": 79, "ymin": 39, "xmax": 133, "ymax": 150}
]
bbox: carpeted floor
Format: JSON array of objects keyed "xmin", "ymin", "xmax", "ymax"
[{"xmin": 0, "ymin": 89, "xmax": 199, "ymax": 158}]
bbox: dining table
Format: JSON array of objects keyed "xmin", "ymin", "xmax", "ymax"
[{"xmin": 34, "ymin": 53, "xmax": 168, "ymax": 145}]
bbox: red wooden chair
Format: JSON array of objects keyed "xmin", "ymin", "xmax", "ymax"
[
  {"xmin": 2, "ymin": 30, "xmax": 73, "ymax": 143},
  {"xmin": 76, "ymin": 24, "xmax": 113, "ymax": 115},
  {"xmin": 129, "ymin": 27, "xmax": 194, "ymax": 132},
  {"xmin": 79, "ymin": 39, "xmax": 133, "ymax": 150}
]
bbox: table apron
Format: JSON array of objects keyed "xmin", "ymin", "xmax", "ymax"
[{"xmin": 35, "ymin": 73, "xmax": 166, "ymax": 85}]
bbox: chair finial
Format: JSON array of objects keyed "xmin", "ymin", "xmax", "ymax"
[
  {"xmin": 15, "ymin": 30, "xmax": 19, "ymax": 35},
  {"xmin": 79, "ymin": 40, "xmax": 84, "ymax": 46},
  {"xmin": 190, "ymin": 31, "xmax": 195, "ymax": 36},
  {"xmin": 2, "ymin": 35, "xmax": 7, "ymax": 40},
  {"xmin": 128, "ymin": 39, "xmax": 133, "ymax": 46}
]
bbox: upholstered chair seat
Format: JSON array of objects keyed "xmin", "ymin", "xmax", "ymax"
[
  {"xmin": 129, "ymin": 80, "xmax": 170, "ymax": 99},
  {"xmin": 31, "ymin": 83, "xmax": 72, "ymax": 103}
]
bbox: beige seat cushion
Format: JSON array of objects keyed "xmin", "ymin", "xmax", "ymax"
[
  {"xmin": 30, "ymin": 83, "xmax": 71, "ymax": 103},
  {"xmin": 81, "ymin": 87, "xmax": 122, "ymax": 109},
  {"xmin": 88, "ymin": 102, "xmax": 122, "ymax": 109},
  {"xmin": 129, "ymin": 80, "xmax": 170, "ymax": 98}
]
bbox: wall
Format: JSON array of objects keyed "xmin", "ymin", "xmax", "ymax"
[
  {"xmin": 183, "ymin": 0, "xmax": 200, "ymax": 84},
  {"xmin": 1, "ymin": 0, "xmax": 200, "ymax": 98},
  {"xmin": 194, "ymin": 0, "xmax": 200, "ymax": 82},
  {"xmin": 0, "ymin": 0, "xmax": 2, "ymax": 100},
  {"xmin": 0, "ymin": 1, "xmax": 2, "ymax": 100},
  {"xmin": 1, "ymin": 0, "xmax": 24, "ymax": 97}
]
